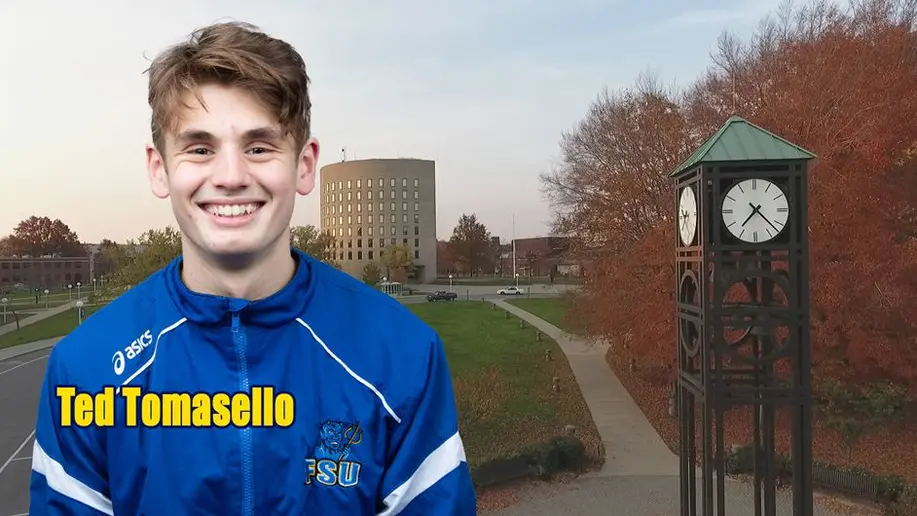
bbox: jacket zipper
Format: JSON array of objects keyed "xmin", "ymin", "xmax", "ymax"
[{"xmin": 232, "ymin": 311, "xmax": 254, "ymax": 516}]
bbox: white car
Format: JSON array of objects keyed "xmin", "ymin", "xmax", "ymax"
[{"xmin": 497, "ymin": 286, "xmax": 525, "ymax": 295}]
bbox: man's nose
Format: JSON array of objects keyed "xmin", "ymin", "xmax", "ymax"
[{"xmin": 211, "ymin": 149, "xmax": 252, "ymax": 189}]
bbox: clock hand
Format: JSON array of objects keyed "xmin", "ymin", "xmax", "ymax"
[
  {"xmin": 757, "ymin": 211, "xmax": 780, "ymax": 233},
  {"xmin": 740, "ymin": 204, "xmax": 760, "ymax": 227}
]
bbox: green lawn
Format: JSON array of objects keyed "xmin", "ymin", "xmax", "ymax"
[
  {"xmin": 0, "ymin": 298, "xmax": 601, "ymax": 471},
  {"xmin": 408, "ymin": 301, "xmax": 602, "ymax": 469},
  {"xmin": 0, "ymin": 305, "xmax": 104, "ymax": 349},
  {"xmin": 506, "ymin": 297, "xmax": 581, "ymax": 334}
]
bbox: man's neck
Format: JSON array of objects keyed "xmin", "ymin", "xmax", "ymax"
[{"xmin": 179, "ymin": 238, "xmax": 297, "ymax": 301}]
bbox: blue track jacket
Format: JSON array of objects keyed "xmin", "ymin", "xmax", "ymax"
[{"xmin": 29, "ymin": 249, "xmax": 476, "ymax": 515}]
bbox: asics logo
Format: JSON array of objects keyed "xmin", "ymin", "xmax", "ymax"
[{"xmin": 112, "ymin": 329, "xmax": 154, "ymax": 376}]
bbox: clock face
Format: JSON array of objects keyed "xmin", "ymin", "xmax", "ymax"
[
  {"xmin": 678, "ymin": 186, "xmax": 698, "ymax": 246},
  {"xmin": 721, "ymin": 179, "xmax": 789, "ymax": 243}
]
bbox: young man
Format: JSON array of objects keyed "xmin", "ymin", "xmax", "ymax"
[{"xmin": 30, "ymin": 22, "xmax": 476, "ymax": 515}]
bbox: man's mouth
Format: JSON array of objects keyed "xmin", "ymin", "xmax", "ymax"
[{"xmin": 200, "ymin": 202, "xmax": 265, "ymax": 218}]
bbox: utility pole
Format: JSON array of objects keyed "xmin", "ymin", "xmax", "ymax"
[{"xmin": 512, "ymin": 214, "xmax": 516, "ymax": 279}]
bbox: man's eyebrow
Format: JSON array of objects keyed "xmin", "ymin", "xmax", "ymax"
[
  {"xmin": 243, "ymin": 126, "xmax": 284, "ymax": 141},
  {"xmin": 174, "ymin": 129, "xmax": 215, "ymax": 144}
]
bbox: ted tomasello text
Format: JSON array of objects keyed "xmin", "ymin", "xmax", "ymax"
[{"xmin": 54, "ymin": 386, "xmax": 296, "ymax": 428}]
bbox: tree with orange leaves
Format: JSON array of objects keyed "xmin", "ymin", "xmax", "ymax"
[{"xmin": 547, "ymin": 0, "xmax": 917, "ymax": 386}]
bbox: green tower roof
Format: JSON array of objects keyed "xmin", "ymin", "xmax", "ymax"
[{"xmin": 670, "ymin": 115, "xmax": 816, "ymax": 177}]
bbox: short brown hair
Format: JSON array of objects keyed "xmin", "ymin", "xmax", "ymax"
[{"xmin": 146, "ymin": 21, "xmax": 312, "ymax": 152}]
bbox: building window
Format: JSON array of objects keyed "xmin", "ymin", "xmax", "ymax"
[
  {"xmin": 357, "ymin": 203, "xmax": 362, "ymax": 213},
  {"xmin": 378, "ymin": 214, "xmax": 384, "ymax": 223},
  {"xmin": 357, "ymin": 239, "xmax": 362, "ymax": 248},
  {"xmin": 339, "ymin": 204, "xmax": 343, "ymax": 213},
  {"xmin": 391, "ymin": 238, "xmax": 396, "ymax": 245},
  {"xmin": 357, "ymin": 179, "xmax": 362, "ymax": 188},
  {"xmin": 347, "ymin": 204, "xmax": 352, "ymax": 213},
  {"xmin": 390, "ymin": 178, "xmax": 395, "ymax": 187},
  {"xmin": 379, "ymin": 190, "xmax": 384, "ymax": 200},
  {"xmin": 413, "ymin": 190, "xmax": 418, "ymax": 199},
  {"xmin": 331, "ymin": 182, "xmax": 336, "ymax": 191},
  {"xmin": 402, "ymin": 238, "xmax": 408, "ymax": 245},
  {"xmin": 368, "ymin": 227, "xmax": 373, "ymax": 236},
  {"xmin": 347, "ymin": 192, "xmax": 351, "ymax": 201},
  {"xmin": 413, "ymin": 202, "xmax": 419, "ymax": 211},
  {"xmin": 379, "ymin": 202, "xmax": 384, "ymax": 212},
  {"xmin": 390, "ymin": 214, "xmax": 396, "ymax": 223},
  {"xmin": 348, "ymin": 251, "xmax": 352, "ymax": 260},
  {"xmin": 402, "ymin": 226, "xmax": 408, "ymax": 236},
  {"xmin": 379, "ymin": 238, "xmax": 385, "ymax": 247},
  {"xmin": 347, "ymin": 180, "xmax": 352, "ymax": 189},
  {"xmin": 347, "ymin": 227, "xmax": 352, "ymax": 236},
  {"xmin": 338, "ymin": 181, "xmax": 343, "ymax": 190},
  {"xmin": 367, "ymin": 203, "xmax": 372, "ymax": 212},
  {"xmin": 338, "ymin": 228, "xmax": 343, "ymax": 236},
  {"xmin": 378, "ymin": 178, "xmax": 383, "ymax": 187},
  {"xmin": 413, "ymin": 214, "xmax": 419, "ymax": 224},
  {"xmin": 414, "ymin": 225, "xmax": 419, "ymax": 235},
  {"xmin": 347, "ymin": 215, "xmax": 352, "ymax": 224},
  {"xmin": 357, "ymin": 215, "xmax": 362, "ymax": 224},
  {"xmin": 390, "ymin": 202, "xmax": 396, "ymax": 212},
  {"xmin": 390, "ymin": 190, "xmax": 396, "ymax": 200},
  {"xmin": 338, "ymin": 193, "xmax": 343, "ymax": 201},
  {"xmin": 390, "ymin": 226, "xmax": 396, "ymax": 237},
  {"xmin": 414, "ymin": 238, "xmax": 419, "ymax": 247},
  {"xmin": 402, "ymin": 214, "xmax": 408, "ymax": 223},
  {"xmin": 357, "ymin": 251, "xmax": 363, "ymax": 260},
  {"xmin": 402, "ymin": 190, "xmax": 407, "ymax": 199},
  {"xmin": 338, "ymin": 216, "xmax": 343, "ymax": 225},
  {"xmin": 401, "ymin": 178, "xmax": 407, "ymax": 187},
  {"xmin": 402, "ymin": 202, "xmax": 408, "ymax": 211},
  {"xmin": 356, "ymin": 191, "xmax": 361, "ymax": 200},
  {"xmin": 368, "ymin": 191, "xmax": 373, "ymax": 200},
  {"xmin": 369, "ymin": 251, "xmax": 374, "ymax": 260},
  {"xmin": 414, "ymin": 250, "xmax": 419, "ymax": 259}
]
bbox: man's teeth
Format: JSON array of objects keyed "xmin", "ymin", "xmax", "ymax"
[{"xmin": 206, "ymin": 204, "xmax": 260, "ymax": 217}]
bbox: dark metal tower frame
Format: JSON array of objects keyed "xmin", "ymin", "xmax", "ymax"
[{"xmin": 672, "ymin": 117, "xmax": 816, "ymax": 516}]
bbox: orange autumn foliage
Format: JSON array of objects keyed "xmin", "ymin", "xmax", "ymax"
[{"xmin": 544, "ymin": 0, "xmax": 917, "ymax": 389}]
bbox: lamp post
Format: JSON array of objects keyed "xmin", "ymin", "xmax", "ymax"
[
  {"xmin": 76, "ymin": 300, "xmax": 85, "ymax": 325},
  {"xmin": 515, "ymin": 273, "xmax": 520, "ymax": 287},
  {"xmin": 448, "ymin": 274, "xmax": 453, "ymax": 291},
  {"xmin": 68, "ymin": 284, "xmax": 73, "ymax": 301},
  {"xmin": 92, "ymin": 277, "xmax": 96, "ymax": 291},
  {"xmin": 1, "ymin": 297, "xmax": 7, "ymax": 324},
  {"xmin": 44, "ymin": 289, "xmax": 50, "ymax": 309},
  {"xmin": 76, "ymin": 281, "xmax": 82, "ymax": 298}
]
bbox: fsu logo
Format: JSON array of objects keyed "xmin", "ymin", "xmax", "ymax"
[{"xmin": 304, "ymin": 420, "xmax": 363, "ymax": 488}]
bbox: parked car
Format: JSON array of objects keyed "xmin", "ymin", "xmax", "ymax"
[
  {"xmin": 426, "ymin": 290, "xmax": 458, "ymax": 302},
  {"xmin": 496, "ymin": 286, "xmax": 525, "ymax": 295}
]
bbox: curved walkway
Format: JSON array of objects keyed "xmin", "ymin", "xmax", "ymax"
[{"xmin": 485, "ymin": 300, "xmax": 872, "ymax": 516}]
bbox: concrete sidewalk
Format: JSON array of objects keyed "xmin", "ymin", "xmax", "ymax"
[
  {"xmin": 493, "ymin": 299, "xmax": 679, "ymax": 477},
  {"xmin": 486, "ymin": 300, "xmax": 871, "ymax": 515},
  {"xmin": 0, "ymin": 299, "xmax": 83, "ymax": 337}
]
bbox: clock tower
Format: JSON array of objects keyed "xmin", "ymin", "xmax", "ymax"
[{"xmin": 671, "ymin": 116, "xmax": 816, "ymax": 516}]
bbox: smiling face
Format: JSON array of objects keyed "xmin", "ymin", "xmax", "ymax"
[{"xmin": 146, "ymin": 84, "xmax": 319, "ymax": 263}]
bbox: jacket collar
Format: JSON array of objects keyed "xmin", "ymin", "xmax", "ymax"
[{"xmin": 163, "ymin": 247, "xmax": 317, "ymax": 327}]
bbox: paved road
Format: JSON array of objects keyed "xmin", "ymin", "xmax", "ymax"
[{"xmin": 0, "ymin": 348, "xmax": 50, "ymax": 516}]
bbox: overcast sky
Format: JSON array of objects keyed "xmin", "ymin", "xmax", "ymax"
[{"xmin": 0, "ymin": 0, "xmax": 821, "ymax": 243}]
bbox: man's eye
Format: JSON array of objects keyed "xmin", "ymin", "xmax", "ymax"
[
  {"xmin": 190, "ymin": 148, "xmax": 211, "ymax": 155},
  {"xmin": 249, "ymin": 147, "xmax": 268, "ymax": 155}
]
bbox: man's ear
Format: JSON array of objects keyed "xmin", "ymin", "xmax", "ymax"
[
  {"xmin": 296, "ymin": 138, "xmax": 320, "ymax": 196},
  {"xmin": 147, "ymin": 144, "xmax": 170, "ymax": 199}
]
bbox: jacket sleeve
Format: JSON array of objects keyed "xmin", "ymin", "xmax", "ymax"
[
  {"xmin": 30, "ymin": 348, "xmax": 113, "ymax": 516},
  {"xmin": 376, "ymin": 336, "xmax": 477, "ymax": 516}
]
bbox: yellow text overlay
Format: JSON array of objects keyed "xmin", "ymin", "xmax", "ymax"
[{"xmin": 54, "ymin": 386, "xmax": 295, "ymax": 428}]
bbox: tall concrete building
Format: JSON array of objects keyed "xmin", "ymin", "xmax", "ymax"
[{"xmin": 319, "ymin": 158, "xmax": 437, "ymax": 283}]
